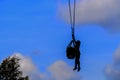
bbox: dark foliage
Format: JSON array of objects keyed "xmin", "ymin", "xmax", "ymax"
[{"xmin": 0, "ymin": 56, "xmax": 29, "ymax": 80}]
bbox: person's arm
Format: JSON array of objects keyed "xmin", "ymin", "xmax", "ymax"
[
  {"xmin": 72, "ymin": 34, "xmax": 77, "ymax": 46},
  {"xmin": 67, "ymin": 40, "xmax": 73, "ymax": 48}
]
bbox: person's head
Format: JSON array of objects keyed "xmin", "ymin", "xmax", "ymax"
[{"xmin": 76, "ymin": 40, "xmax": 80, "ymax": 47}]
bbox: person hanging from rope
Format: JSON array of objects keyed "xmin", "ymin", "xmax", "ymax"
[
  {"xmin": 66, "ymin": 0, "xmax": 81, "ymax": 72},
  {"xmin": 72, "ymin": 33, "xmax": 81, "ymax": 71}
]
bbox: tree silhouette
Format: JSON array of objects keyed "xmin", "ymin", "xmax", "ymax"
[{"xmin": 0, "ymin": 56, "xmax": 29, "ymax": 80}]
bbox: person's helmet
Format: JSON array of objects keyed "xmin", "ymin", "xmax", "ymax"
[{"xmin": 76, "ymin": 40, "xmax": 80, "ymax": 46}]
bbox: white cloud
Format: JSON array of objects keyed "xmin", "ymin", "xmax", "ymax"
[
  {"xmin": 105, "ymin": 46, "xmax": 120, "ymax": 80},
  {"xmin": 48, "ymin": 60, "xmax": 81, "ymax": 80},
  {"xmin": 114, "ymin": 46, "xmax": 120, "ymax": 64},
  {"xmin": 12, "ymin": 53, "xmax": 47, "ymax": 80},
  {"xmin": 12, "ymin": 53, "xmax": 81, "ymax": 80},
  {"xmin": 59, "ymin": 0, "xmax": 120, "ymax": 32}
]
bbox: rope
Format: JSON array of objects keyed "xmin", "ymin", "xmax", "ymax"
[
  {"xmin": 68, "ymin": 0, "xmax": 73, "ymax": 33},
  {"xmin": 68, "ymin": 0, "xmax": 76, "ymax": 35},
  {"xmin": 73, "ymin": 0, "xmax": 76, "ymax": 35}
]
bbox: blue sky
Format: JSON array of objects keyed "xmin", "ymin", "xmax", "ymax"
[{"xmin": 0, "ymin": 0, "xmax": 120, "ymax": 80}]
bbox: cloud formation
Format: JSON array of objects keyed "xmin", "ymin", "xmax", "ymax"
[
  {"xmin": 59, "ymin": 0, "xmax": 120, "ymax": 32},
  {"xmin": 12, "ymin": 53, "xmax": 81, "ymax": 80},
  {"xmin": 48, "ymin": 60, "xmax": 81, "ymax": 80},
  {"xmin": 13, "ymin": 53, "xmax": 44, "ymax": 80},
  {"xmin": 105, "ymin": 46, "xmax": 120, "ymax": 80}
]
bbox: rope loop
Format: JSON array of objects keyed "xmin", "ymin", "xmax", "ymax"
[{"xmin": 68, "ymin": 0, "xmax": 76, "ymax": 35}]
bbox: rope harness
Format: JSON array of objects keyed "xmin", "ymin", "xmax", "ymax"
[
  {"xmin": 66, "ymin": 0, "xmax": 76, "ymax": 59},
  {"xmin": 68, "ymin": 0, "xmax": 76, "ymax": 35}
]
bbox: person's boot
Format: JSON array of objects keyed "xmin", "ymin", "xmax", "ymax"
[
  {"xmin": 77, "ymin": 67, "xmax": 80, "ymax": 72},
  {"xmin": 73, "ymin": 67, "xmax": 77, "ymax": 70},
  {"xmin": 73, "ymin": 62, "xmax": 77, "ymax": 70},
  {"xmin": 77, "ymin": 62, "xmax": 80, "ymax": 72}
]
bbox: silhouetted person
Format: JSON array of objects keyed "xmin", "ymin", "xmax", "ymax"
[{"xmin": 72, "ymin": 34, "xmax": 81, "ymax": 71}]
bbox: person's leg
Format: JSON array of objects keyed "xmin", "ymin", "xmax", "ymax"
[
  {"xmin": 77, "ymin": 59, "xmax": 80, "ymax": 71},
  {"xmin": 77, "ymin": 53, "xmax": 81, "ymax": 71},
  {"xmin": 73, "ymin": 58, "xmax": 77, "ymax": 70}
]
